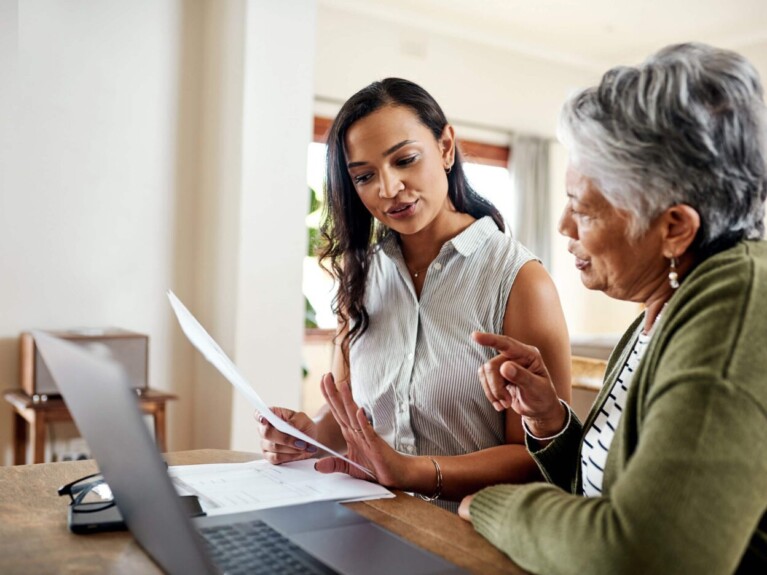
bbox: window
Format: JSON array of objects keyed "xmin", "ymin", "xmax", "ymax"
[{"xmin": 304, "ymin": 117, "xmax": 513, "ymax": 329}]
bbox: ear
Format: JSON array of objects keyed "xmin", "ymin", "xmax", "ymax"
[
  {"xmin": 660, "ymin": 204, "xmax": 700, "ymax": 259},
  {"xmin": 439, "ymin": 124, "xmax": 456, "ymax": 170}
]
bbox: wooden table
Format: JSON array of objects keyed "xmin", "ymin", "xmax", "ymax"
[
  {"xmin": 3, "ymin": 389, "xmax": 177, "ymax": 465},
  {"xmin": 0, "ymin": 449, "xmax": 527, "ymax": 575}
]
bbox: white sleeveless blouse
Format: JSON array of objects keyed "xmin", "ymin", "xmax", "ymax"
[{"xmin": 349, "ymin": 217, "xmax": 536, "ymax": 507}]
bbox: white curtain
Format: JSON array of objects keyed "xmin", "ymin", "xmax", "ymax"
[{"xmin": 510, "ymin": 134, "xmax": 551, "ymax": 269}]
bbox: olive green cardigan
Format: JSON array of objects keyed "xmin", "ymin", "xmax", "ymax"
[{"xmin": 470, "ymin": 241, "xmax": 767, "ymax": 575}]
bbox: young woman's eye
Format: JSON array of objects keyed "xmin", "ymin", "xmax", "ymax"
[
  {"xmin": 353, "ymin": 173, "xmax": 373, "ymax": 185},
  {"xmin": 396, "ymin": 154, "xmax": 418, "ymax": 167}
]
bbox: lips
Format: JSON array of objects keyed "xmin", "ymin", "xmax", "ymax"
[
  {"xmin": 574, "ymin": 257, "xmax": 590, "ymax": 271},
  {"xmin": 568, "ymin": 244, "xmax": 590, "ymax": 270},
  {"xmin": 386, "ymin": 200, "xmax": 418, "ymax": 219}
]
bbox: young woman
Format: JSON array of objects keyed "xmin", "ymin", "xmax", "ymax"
[{"xmin": 259, "ymin": 78, "xmax": 571, "ymax": 511}]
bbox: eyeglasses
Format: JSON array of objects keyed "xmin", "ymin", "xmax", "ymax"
[{"xmin": 57, "ymin": 473, "xmax": 115, "ymax": 513}]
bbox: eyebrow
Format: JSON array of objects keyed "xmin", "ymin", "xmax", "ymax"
[{"xmin": 347, "ymin": 140, "xmax": 416, "ymax": 169}]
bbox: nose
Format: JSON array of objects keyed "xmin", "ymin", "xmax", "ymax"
[
  {"xmin": 379, "ymin": 169, "xmax": 403, "ymax": 199},
  {"xmin": 557, "ymin": 205, "xmax": 576, "ymax": 239}
]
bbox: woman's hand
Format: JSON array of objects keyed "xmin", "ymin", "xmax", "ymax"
[
  {"xmin": 458, "ymin": 494, "xmax": 474, "ymax": 521},
  {"xmin": 256, "ymin": 407, "xmax": 319, "ymax": 464},
  {"xmin": 473, "ymin": 331, "xmax": 566, "ymax": 438},
  {"xmin": 314, "ymin": 373, "xmax": 408, "ymax": 487}
]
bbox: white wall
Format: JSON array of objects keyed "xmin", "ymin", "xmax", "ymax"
[
  {"xmin": 229, "ymin": 0, "xmax": 317, "ymax": 451},
  {"xmin": 0, "ymin": 0, "xmax": 316, "ymax": 464},
  {"xmin": 315, "ymin": 5, "xmax": 598, "ymax": 139},
  {"xmin": 190, "ymin": 0, "xmax": 317, "ymax": 454},
  {"xmin": 0, "ymin": 0, "xmax": 200, "ymax": 464}
]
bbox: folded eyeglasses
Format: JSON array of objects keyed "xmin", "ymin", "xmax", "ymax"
[{"xmin": 57, "ymin": 473, "xmax": 115, "ymax": 513}]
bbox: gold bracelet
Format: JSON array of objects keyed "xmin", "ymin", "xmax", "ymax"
[{"xmin": 418, "ymin": 457, "xmax": 442, "ymax": 502}]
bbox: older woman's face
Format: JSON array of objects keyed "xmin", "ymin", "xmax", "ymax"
[{"xmin": 558, "ymin": 165, "xmax": 667, "ymax": 302}]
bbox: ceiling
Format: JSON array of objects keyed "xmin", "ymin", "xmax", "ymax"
[{"xmin": 321, "ymin": 0, "xmax": 767, "ymax": 71}]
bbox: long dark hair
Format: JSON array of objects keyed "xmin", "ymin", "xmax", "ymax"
[{"xmin": 319, "ymin": 78, "xmax": 504, "ymax": 353}]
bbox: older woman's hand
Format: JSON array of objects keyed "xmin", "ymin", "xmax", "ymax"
[
  {"xmin": 473, "ymin": 331, "xmax": 567, "ymax": 439},
  {"xmin": 458, "ymin": 494, "xmax": 474, "ymax": 521}
]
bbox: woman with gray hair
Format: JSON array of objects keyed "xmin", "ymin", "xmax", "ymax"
[{"xmin": 458, "ymin": 43, "xmax": 767, "ymax": 574}]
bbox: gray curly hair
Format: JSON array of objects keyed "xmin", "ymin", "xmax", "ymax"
[{"xmin": 558, "ymin": 42, "xmax": 767, "ymax": 253}]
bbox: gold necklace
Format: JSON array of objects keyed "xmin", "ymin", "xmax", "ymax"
[{"xmin": 411, "ymin": 266, "xmax": 428, "ymax": 279}]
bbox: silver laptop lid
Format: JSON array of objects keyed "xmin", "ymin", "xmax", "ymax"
[{"xmin": 33, "ymin": 331, "xmax": 217, "ymax": 575}]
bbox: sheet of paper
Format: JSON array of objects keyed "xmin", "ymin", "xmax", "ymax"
[
  {"xmin": 167, "ymin": 290, "xmax": 374, "ymax": 478},
  {"xmin": 168, "ymin": 459, "xmax": 392, "ymax": 516}
]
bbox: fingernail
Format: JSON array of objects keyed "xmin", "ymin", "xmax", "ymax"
[
  {"xmin": 506, "ymin": 385, "xmax": 513, "ymax": 393},
  {"xmin": 258, "ymin": 416, "xmax": 266, "ymax": 424},
  {"xmin": 294, "ymin": 440, "xmax": 307, "ymax": 449},
  {"xmin": 307, "ymin": 445, "xmax": 318, "ymax": 453}
]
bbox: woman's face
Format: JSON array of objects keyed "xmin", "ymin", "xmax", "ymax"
[
  {"xmin": 558, "ymin": 165, "xmax": 667, "ymax": 302},
  {"xmin": 344, "ymin": 105, "xmax": 454, "ymax": 236}
]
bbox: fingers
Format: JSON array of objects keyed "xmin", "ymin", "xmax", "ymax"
[
  {"xmin": 474, "ymin": 331, "xmax": 556, "ymax": 415},
  {"xmin": 478, "ymin": 354, "xmax": 513, "ymax": 411},
  {"xmin": 314, "ymin": 456, "xmax": 351, "ymax": 475},
  {"xmin": 472, "ymin": 331, "xmax": 538, "ymax": 365},
  {"xmin": 321, "ymin": 373, "xmax": 362, "ymax": 435},
  {"xmin": 355, "ymin": 407, "xmax": 375, "ymax": 446},
  {"xmin": 336, "ymin": 375, "xmax": 362, "ymax": 429},
  {"xmin": 256, "ymin": 408, "xmax": 317, "ymax": 464},
  {"xmin": 261, "ymin": 441, "xmax": 314, "ymax": 465},
  {"xmin": 320, "ymin": 373, "xmax": 352, "ymax": 432},
  {"xmin": 499, "ymin": 361, "xmax": 531, "ymax": 388},
  {"xmin": 478, "ymin": 354, "xmax": 551, "ymax": 413}
]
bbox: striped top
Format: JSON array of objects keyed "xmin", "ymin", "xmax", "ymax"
[
  {"xmin": 580, "ymin": 330, "xmax": 652, "ymax": 496},
  {"xmin": 349, "ymin": 216, "xmax": 536, "ymax": 511}
]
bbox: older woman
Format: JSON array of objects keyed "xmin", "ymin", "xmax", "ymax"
[{"xmin": 459, "ymin": 43, "xmax": 767, "ymax": 574}]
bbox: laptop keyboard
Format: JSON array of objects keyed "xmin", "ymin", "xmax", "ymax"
[{"xmin": 199, "ymin": 519, "xmax": 335, "ymax": 575}]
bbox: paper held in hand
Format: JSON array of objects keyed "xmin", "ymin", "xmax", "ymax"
[{"xmin": 167, "ymin": 290, "xmax": 375, "ymax": 478}]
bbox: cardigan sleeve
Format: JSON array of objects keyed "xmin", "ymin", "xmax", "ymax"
[
  {"xmin": 470, "ymin": 382, "xmax": 767, "ymax": 575},
  {"xmin": 524, "ymin": 409, "xmax": 583, "ymax": 492},
  {"xmin": 469, "ymin": 243, "xmax": 767, "ymax": 575}
]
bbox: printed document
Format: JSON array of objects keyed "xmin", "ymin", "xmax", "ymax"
[
  {"xmin": 167, "ymin": 290, "xmax": 373, "ymax": 477},
  {"xmin": 169, "ymin": 459, "xmax": 393, "ymax": 516}
]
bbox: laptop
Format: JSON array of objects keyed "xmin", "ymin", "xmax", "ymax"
[{"xmin": 34, "ymin": 331, "xmax": 465, "ymax": 575}]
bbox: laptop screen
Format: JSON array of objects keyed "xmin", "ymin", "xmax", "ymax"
[{"xmin": 34, "ymin": 331, "xmax": 217, "ymax": 575}]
